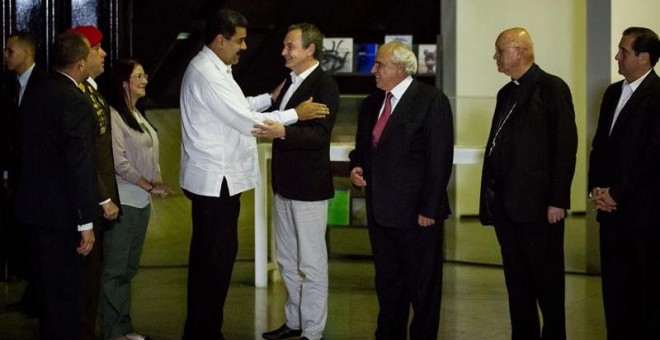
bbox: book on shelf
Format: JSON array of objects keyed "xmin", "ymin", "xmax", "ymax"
[
  {"xmin": 327, "ymin": 189, "xmax": 350, "ymax": 226},
  {"xmin": 350, "ymin": 197, "xmax": 367, "ymax": 227},
  {"xmin": 417, "ymin": 44, "xmax": 437, "ymax": 75},
  {"xmin": 384, "ymin": 34, "xmax": 413, "ymax": 49},
  {"xmin": 355, "ymin": 43, "xmax": 378, "ymax": 74},
  {"xmin": 321, "ymin": 37, "xmax": 353, "ymax": 73}
]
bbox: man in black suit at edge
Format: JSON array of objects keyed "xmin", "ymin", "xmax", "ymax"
[
  {"xmin": 15, "ymin": 31, "xmax": 97, "ymax": 340},
  {"xmin": 589, "ymin": 26, "xmax": 660, "ymax": 340},
  {"xmin": 69, "ymin": 25, "xmax": 121, "ymax": 340},
  {"xmin": 255, "ymin": 23, "xmax": 339, "ymax": 340},
  {"xmin": 1, "ymin": 32, "xmax": 48, "ymax": 316},
  {"xmin": 348, "ymin": 41, "xmax": 454, "ymax": 339},
  {"xmin": 479, "ymin": 27, "xmax": 577, "ymax": 340},
  {"xmin": 2, "ymin": 32, "xmax": 46, "ymax": 199}
]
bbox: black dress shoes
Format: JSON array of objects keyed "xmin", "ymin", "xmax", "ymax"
[{"xmin": 262, "ymin": 324, "xmax": 302, "ymax": 339}]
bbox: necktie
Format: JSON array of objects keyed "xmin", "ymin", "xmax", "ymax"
[
  {"xmin": 372, "ymin": 92, "xmax": 393, "ymax": 146},
  {"xmin": 609, "ymin": 83, "xmax": 633, "ymax": 135},
  {"xmin": 14, "ymin": 78, "xmax": 21, "ymax": 107}
]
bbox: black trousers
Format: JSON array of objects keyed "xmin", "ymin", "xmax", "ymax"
[
  {"xmin": 27, "ymin": 224, "xmax": 85, "ymax": 340},
  {"xmin": 599, "ymin": 220, "xmax": 660, "ymax": 340},
  {"xmin": 367, "ymin": 218, "xmax": 444, "ymax": 340},
  {"xmin": 493, "ymin": 218, "xmax": 565, "ymax": 340},
  {"xmin": 182, "ymin": 180, "xmax": 240, "ymax": 340},
  {"xmin": 1, "ymin": 190, "xmax": 29, "ymax": 280},
  {"xmin": 80, "ymin": 219, "xmax": 111, "ymax": 340}
]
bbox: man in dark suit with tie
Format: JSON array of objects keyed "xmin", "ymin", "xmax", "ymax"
[
  {"xmin": 15, "ymin": 31, "xmax": 97, "ymax": 339},
  {"xmin": 348, "ymin": 41, "xmax": 454, "ymax": 339},
  {"xmin": 589, "ymin": 26, "xmax": 660, "ymax": 340},
  {"xmin": 2, "ymin": 32, "xmax": 47, "ymax": 193},
  {"xmin": 479, "ymin": 27, "xmax": 578, "ymax": 340},
  {"xmin": 257, "ymin": 23, "xmax": 339, "ymax": 340},
  {"xmin": 69, "ymin": 25, "xmax": 121, "ymax": 340},
  {"xmin": 1, "ymin": 31, "xmax": 48, "ymax": 315}
]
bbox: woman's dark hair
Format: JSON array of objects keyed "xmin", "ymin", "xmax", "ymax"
[{"xmin": 107, "ymin": 58, "xmax": 146, "ymax": 133}]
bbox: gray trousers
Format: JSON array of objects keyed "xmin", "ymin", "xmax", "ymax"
[
  {"xmin": 100, "ymin": 204, "xmax": 150, "ymax": 339},
  {"xmin": 273, "ymin": 194, "xmax": 328, "ymax": 340}
]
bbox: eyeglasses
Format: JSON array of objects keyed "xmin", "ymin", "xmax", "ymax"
[{"xmin": 131, "ymin": 73, "xmax": 149, "ymax": 81}]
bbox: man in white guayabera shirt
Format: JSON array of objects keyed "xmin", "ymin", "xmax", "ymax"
[{"xmin": 178, "ymin": 8, "xmax": 329, "ymax": 340}]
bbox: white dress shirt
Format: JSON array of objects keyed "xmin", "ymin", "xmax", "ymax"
[
  {"xmin": 609, "ymin": 69, "xmax": 652, "ymax": 134},
  {"xmin": 279, "ymin": 62, "xmax": 319, "ymax": 110},
  {"xmin": 180, "ymin": 46, "xmax": 299, "ymax": 197},
  {"xmin": 377, "ymin": 75, "xmax": 413, "ymax": 118},
  {"xmin": 17, "ymin": 63, "xmax": 35, "ymax": 106}
]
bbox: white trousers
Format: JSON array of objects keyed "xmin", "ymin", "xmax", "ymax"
[{"xmin": 273, "ymin": 194, "xmax": 328, "ymax": 340}]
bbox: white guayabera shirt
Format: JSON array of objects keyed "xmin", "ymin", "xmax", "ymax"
[{"xmin": 179, "ymin": 46, "xmax": 298, "ymax": 197}]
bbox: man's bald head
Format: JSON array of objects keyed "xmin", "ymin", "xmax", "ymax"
[
  {"xmin": 497, "ymin": 28, "xmax": 534, "ymax": 52},
  {"xmin": 493, "ymin": 27, "xmax": 535, "ymax": 79}
]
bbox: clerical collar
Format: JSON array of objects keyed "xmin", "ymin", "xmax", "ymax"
[{"xmin": 511, "ymin": 63, "xmax": 538, "ymax": 86}]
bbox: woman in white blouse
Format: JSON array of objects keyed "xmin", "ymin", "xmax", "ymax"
[{"xmin": 101, "ymin": 58, "xmax": 172, "ymax": 340}]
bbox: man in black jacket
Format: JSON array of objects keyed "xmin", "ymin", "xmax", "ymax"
[
  {"xmin": 257, "ymin": 23, "xmax": 339, "ymax": 340},
  {"xmin": 15, "ymin": 31, "xmax": 97, "ymax": 340},
  {"xmin": 589, "ymin": 26, "xmax": 660, "ymax": 340},
  {"xmin": 1, "ymin": 32, "xmax": 48, "ymax": 315},
  {"xmin": 480, "ymin": 27, "xmax": 578, "ymax": 340},
  {"xmin": 349, "ymin": 41, "xmax": 454, "ymax": 340},
  {"xmin": 69, "ymin": 25, "xmax": 121, "ymax": 340}
]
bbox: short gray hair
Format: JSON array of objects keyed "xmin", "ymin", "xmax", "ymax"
[
  {"xmin": 288, "ymin": 23, "xmax": 324, "ymax": 60},
  {"xmin": 389, "ymin": 41, "xmax": 418, "ymax": 75}
]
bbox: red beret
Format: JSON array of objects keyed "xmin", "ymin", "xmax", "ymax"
[{"xmin": 68, "ymin": 25, "xmax": 103, "ymax": 47}]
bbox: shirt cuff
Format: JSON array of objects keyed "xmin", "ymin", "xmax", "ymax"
[
  {"xmin": 77, "ymin": 222, "xmax": 93, "ymax": 231},
  {"xmin": 255, "ymin": 93, "xmax": 274, "ymax": 111},
  {"xmin": 99, "ymin": 198, "xmax": 111, "ymax": 206},
  {"xmin": 281, "ymin": 109, "xmax": 298, "ymax": 126}
]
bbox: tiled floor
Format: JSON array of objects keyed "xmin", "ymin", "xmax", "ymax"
[
  {"xmin": 0, "ymin": 259, "xmax": 606, "ymax": 339},
  {"xmin": 0, "ymin": 109, "xmax": 607, "ymax": 339}
]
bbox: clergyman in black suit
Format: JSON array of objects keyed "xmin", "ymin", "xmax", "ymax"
[
  {"xmin": 1, "ymin": 31, "xmax": 48, "ymax": 315},
  {"xmin": 348, "ymin": 41, "xmax": 454, "ymax": 339},
  {"xmin": 15, "ymin": 31, "xmax": 97, "ymax": 340},
  {"xmin": 479, "ymin": 27, "xmax": 578, "ymax": 340},
  {"xmin": 256, "ymin": 23, "xmax": 339, "ymax": 340},
  {"xmin": 589, "ymin": 26, "xmax": 660, "ymax": 340}
]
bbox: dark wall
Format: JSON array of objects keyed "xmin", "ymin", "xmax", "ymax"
[
  {"xmin": 1, "ymin": 0, "xmax": 440, "ymax": 107},
  {"xmin": 131, "ymin": 0, "xmax": 440, "ymax": 107},
  {"xmin": 1, "ymin": 0, "xmax": 124, "ymax": 71}
]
